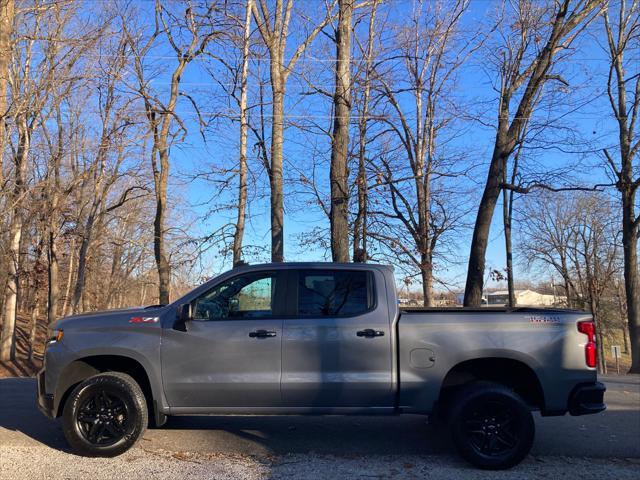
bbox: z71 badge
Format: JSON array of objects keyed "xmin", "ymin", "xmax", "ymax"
[{"xmin": 129, "ymin": 316, "xmax": 159, "ymax": 324}]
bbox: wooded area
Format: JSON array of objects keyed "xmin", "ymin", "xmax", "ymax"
[{"xmin": 0, "ymin": 0, "xmax": 638, "ymax": 374}]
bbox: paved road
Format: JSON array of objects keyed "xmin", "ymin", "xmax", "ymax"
[{"xmin": 1, "ymin": 375, "xmax": 638, "ymax": 458}]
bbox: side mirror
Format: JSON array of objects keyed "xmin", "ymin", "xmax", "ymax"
[
  {"xmin": 229, "ymin": 297, "xmax": 239, "ymax": 313},
  {"xmin": 174, "ymin": 303, "xmax": 192, "ymax": 332}
]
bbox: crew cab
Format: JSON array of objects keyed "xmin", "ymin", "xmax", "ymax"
[{"xmin": 37, "ymin": 262, "xmax": 605, "ymax": 469}]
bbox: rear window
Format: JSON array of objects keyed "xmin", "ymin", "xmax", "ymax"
[{"xmin": 297, "ymin": 270, "xmax": 374, "ymax": 317}]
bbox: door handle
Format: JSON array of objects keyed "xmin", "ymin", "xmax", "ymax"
[
  {"xmin": 249, "ymin": 329, "xmax": 277, "ymax": 338},
  {"xmin": 356, "ymin": 328, "xmax": 384, "ymax": 338}
]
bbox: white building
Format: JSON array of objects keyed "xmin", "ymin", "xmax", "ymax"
[
  {"xmin": 455, "ymin": 290, "xmax": 566, "ymax": 307},
  {"xmin": 486, "ymin": 289, "xmax": 566, "ymax": 307}
]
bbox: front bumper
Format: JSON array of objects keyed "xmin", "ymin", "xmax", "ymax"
[
  {"xmin": 569, "ymin": 381, "xmax": 606, "ymax": 416},
  {"xmin": 36, "ymin": 369, "xmax": 55, "ymax": 419}
]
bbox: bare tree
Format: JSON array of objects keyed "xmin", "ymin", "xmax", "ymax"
[
  {"xmin": 568, "ymin": 197, "xmax": 621, "ymax": 373},
  {"xmin": 521, "ymin": 192, "xmax": 621, "ymax": 372},
  {"xmin": 370, "ymin": 0, "xmax": 474, "ymax": 306},
  {"xmin": 520, "ymin": 193, "xmax": 581, "ymax": 306},
  {"xmin": 70, "ymin": 35, "xmax": 141, "ymax": 314},
  {"xmin": 124, "ymin": 0, "xmax": 223, "ymax": 304},
  {"xmin": 602, "ymin": 0, "xmax": 640, "ymax": 373},
  {"xmin": 464, "ymin": 0, "xmax": 603, "ymax": 306},
  {"xmin": 232, "ymin": 0, "xmax": 253, "ymax": 267},
  {"xmin": 329, "ymin": 0, "xmax": 353, "ymax": 262},
  {"xmin": 251, "ymin": 0, "xmax": 336, "ymax": 262},
  {"xmin": 352, "ymin": 0, "xmax": 379, "ymax": 262},
  {"xmin": 2, "ymin": 5, "xmax": 42, "ymax": 361},
  {"xmin": 41, "ymin": 88, "xmax": 73, "ymax": 325},
  {"xmin": 0, "ymin": 0, "xmax": 14, "ymax": 191},
  {"xmin": 1, "ymin": 0, "xmax": 90, "ymax": 358}
]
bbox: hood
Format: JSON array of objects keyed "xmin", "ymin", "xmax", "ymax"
[{"xmin": 53, "ymin": 305, "xmax": 167, "ymax": 330}]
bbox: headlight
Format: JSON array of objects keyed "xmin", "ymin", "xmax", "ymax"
[{"xmin": 48, "ymin": 329, "xmax": 64, "ymax": 343}]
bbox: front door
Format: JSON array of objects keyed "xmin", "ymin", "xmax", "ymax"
[
  {"xmin": 281, "ymin": 268, "xmax": 394, "ymax": 408},
  {"xmin": 161, "ymin": 270, "xmax": 285, "ymax": 408}
]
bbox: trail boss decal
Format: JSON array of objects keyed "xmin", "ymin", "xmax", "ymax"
[
  {"xmin": 129, "ymin": 316, "xmax": 159, "ymax": 324},
  {"xmin": 528, "ymin": 315, "xmax": 561, "ymax": 324}
]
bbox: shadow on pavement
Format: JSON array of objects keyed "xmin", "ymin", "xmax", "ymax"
[
  {"xmin": 157, "ymin": 414, "xmax": 452, "ymax": 456},
  {"xmin": 1, "ymin": 376, "xmax": 638, "ymax": 460},
  {"xmin": 0, "ymin": 377, "xmax": 68, "ymax": 450},
  {"xmin": 0, "ymin": 377, "xmax": 452, "ymax": 456}
]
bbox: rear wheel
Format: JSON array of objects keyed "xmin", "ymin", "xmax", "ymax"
[
  {"xmin": 448, "ymin": 382, "xmax": 534, "ymax": 469},
  {"xmin": 62, "ymin": 372, "xmax": 147, "ymax": 457}
]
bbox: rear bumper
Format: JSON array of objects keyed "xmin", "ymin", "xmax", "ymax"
[
  {"xmin": 36, "ymin": 369, "xmax": 55, "ymax": 419},
  {"xmin": 569, "ymin": 381, "xmax": 606, "ymax": 416}
]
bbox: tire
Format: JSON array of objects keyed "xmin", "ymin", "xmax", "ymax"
[
  {"xmin": 62, "ymin": 372, "xmax": 148, "ymax": 457},
  {"xmin": 448, "ymin": 382, "xmax": 534, "ymax": 470}
]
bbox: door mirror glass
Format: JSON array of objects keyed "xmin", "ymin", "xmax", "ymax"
[
  {"xmin": 178, "ymin": 303, "xmax": 192, "ymax": 321},
  {"xmin": 173, "ymin": 303, "xmax": 192, "ymax": 331},
  {"xmin": 229, "ymin": 297, "xmax": 240, "ymax": 313}
]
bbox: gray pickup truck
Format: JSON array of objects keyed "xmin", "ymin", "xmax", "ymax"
[{"xmin": 37, "ymin": 262, "xmax": 605, "ymax": 469}]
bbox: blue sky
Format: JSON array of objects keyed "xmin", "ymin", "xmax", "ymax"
[{"xmin": 133, "ymin": 0, "xmax": 630, "ymax": 291}]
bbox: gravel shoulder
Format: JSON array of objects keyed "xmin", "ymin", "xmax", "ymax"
[{"xmin": 2, "ymin": 446, "xmax": 640, "ymax": 480}]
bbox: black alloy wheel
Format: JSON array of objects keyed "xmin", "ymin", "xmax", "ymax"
[
  {"xmin": 62, "ymin": 372, "xmax": 148, "ymax": 457},
  {"xmin": 462, "ymin": 398, "xmax": 520, "ymax": 457},
  {"xmin": 449, "ymin": 382, "xmax": 534, "ymax": 470},
  {"xmin": 75, "ymin": 388, "xmax": 131, "ymax": 446}
]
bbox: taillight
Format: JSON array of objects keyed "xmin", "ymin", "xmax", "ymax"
[{"xmin": 578, "ymin": 320, "xmax": 597, "ymax": 368}]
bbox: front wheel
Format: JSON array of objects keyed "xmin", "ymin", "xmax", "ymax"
[
  {"xmin": 62, "ymin": 372, "xmax": 148, "ymax": 457},
  {"xmin": 448, "ymin": 382, "xmax": 534, "ymax": 470}
]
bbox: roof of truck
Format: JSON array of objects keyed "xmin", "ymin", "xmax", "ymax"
[{"xmin": 231, "ymin": 262, "xmax": 393, "ymax": 270}]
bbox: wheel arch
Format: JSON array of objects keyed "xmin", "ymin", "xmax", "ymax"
[
  {"xmin": 437, "ymin": 357, "xmax": 546, "ymax": 413},
  {"xmin": 54, "ymin": 354, "xmax": 159, "ymax": 424}
]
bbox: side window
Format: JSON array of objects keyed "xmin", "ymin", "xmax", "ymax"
[
  {"xmin": 193, "ymin": 272, "xmax": 276, "ymax": 320},
  {"xmin": 298, "ymin": 270, "xmax": 373, "ymax": 317}
]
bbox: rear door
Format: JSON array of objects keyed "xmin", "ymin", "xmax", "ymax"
[
  {"xmin": 281, "ymin": 268, "xmax": 394, "ymax": 408},
  {"xmin": 161, "ymin": 270, "xmax": 285, "ymax": 408}
]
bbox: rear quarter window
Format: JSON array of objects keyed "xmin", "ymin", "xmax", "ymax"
[{"xmin": 297, "ymin": 270, "xmax": 374, "ymax": 317}]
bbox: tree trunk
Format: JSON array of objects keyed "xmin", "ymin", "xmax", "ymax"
[
  {"xmin": 252, "ymin": 0, "xmax": 334, "ymax": 262},
  {"xmin": 464, "ymin": 140, "xmax": 509, "ymax": 306},
  {"xmin": 421, "ymin": 254, "xmax": 433, "ymax": 307},
  {"xmin": 28, "ymin": 289, "xmax": 40, "ymax": 364},
  {"xmin": 603, "ymin": 1, "xmax": 640, "ymax": 373},
  {"xmin": 106, "ymin": 241, "xmax": 123, "ymax": 309},
  {"xmin": 269, "ymin": 84, "xmax": 285, "ymax": 262},
  {"xmin": 622, "ymin": 189, "xmax": 640, "ymax": 372},
  {"xmin": 233, "ymin": 0, "xmax": 252, "ymax": 267},
  {"xmin": 352, "ymin": 1, "xmax": 377, "ymax": 263},
  {"xmin": 353, "ymin": 131, "xmax": 367, "ymax": 262},
  {"xmin": 597, "ymin": 327, "xmax": 607, "ymax": 374},
  {"xmin": 71, "ymin": 213, "xmax": 96, "ymax": 314},
  {"xmin": 1, "ymin": 115, "xmax": 28, "ymax": 362},
  {"xmin": 60, "ymin": 237, "xmax": 75, "ymax": 319},
  {"xmin": 502, "ymin": 183, "xmax": 515, "ymax": 307},
  {"xmin": 1, "ymin": 217, "xmax": 21, "ymax": 362},
  {"xmin": 622, "ymin": 324, "xmax": 629, "ymax": 354},
  {"xmin": 47, "ymin": 226, "xmax": 59, "ymax": 325},
  {"xmin": 154, "ymin": 147, "xmax": 171, "ymax": 305},
  {"xmin": 329, "ymin": 0, "xmax": 353, "ymax": 263}
]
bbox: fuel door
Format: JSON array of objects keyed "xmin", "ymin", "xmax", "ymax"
[{"xmin": 409, "ymin": 348, "xmax": 436, "ymax": 369}]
